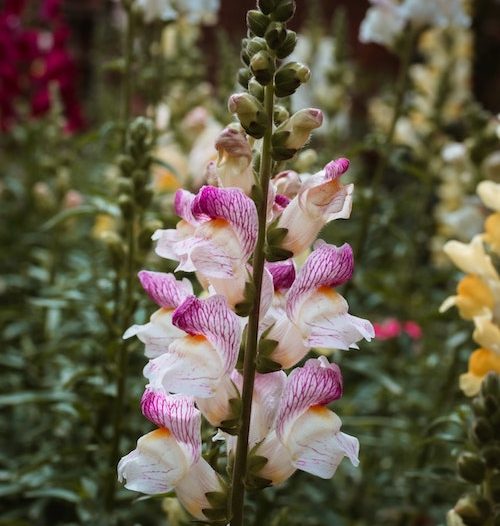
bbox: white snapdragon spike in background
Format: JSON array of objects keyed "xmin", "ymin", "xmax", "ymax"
[
  {"xmin": 118, "ymin": 388, "xmax": 223, "ymax": 520},
  {"xmin": 154, "ymin": 186, "xmax": 258, "ymax": 279},
  {"xmin": 278, "ymin": 158, "xmax": 354, "ymax": 255},
  {"xmin": 400, "ymin": 0, "xmax": 470, "ymax": 29},
  {"xmin": 257, "ymin": 357, "xmax": 359, "ymax": 483},
  {"xmin": 123, "ymin": 271, "xmax": 193, "ymax": 358},
  {"xmin": 137, "ymin": 0, "xmax": 220, "ymax": 24},
  {"xmin": 286, "ymin": 242, "xmax": 374, "ymax": 350},
  {"xmin": 359, "ymin": 0, "xmax": 405, "ymax": 47},
  {"xmin": 144, "ymin": 295, "xmax": 242, "ymax": 398}
]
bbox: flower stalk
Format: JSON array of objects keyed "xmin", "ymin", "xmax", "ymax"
[{"xmin": 230, "ymin": 81, "xmax": 275, "ymax": 526}]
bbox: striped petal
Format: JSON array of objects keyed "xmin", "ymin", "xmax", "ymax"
[
  {"xmin": 286, "ymin": 242, "xmax": 354, "ymax": 320},
  {"xmin": 276, "ymin": 356, "xmax": 343, "ymax": 441},
  {"xmin": 138, "ymin": 271, "xmax": 193, "ymax": 308},
  {"xmin": 172, "ymin": 295, "xmax": 242, "ymax": 373},
  {"xmin": 191, "ymin": 186, "xmax": 258, "ymax": 261}
]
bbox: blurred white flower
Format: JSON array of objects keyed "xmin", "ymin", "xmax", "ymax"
[
  {"xmin": 359, "ymin": 0, "xmax": 405, "ymax": 47},
  {"xmin": 137, "ymin": 0, "xmax": 219, "ymax": 24}
]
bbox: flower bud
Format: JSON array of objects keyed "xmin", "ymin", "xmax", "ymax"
[
  {"xmin": 272, "ymin": 108, "xmax": 323, "ymax": 160},
  {"xmin": 276, "ymin": 29, "xmax": 297, "ymax": 59},
  {"xmin": 272, "ymin": 0, "xmax": 295, "ymax": 22},
  {"xmin": 471, "ymin": 418, "xmax": 494, "ymax": 444},
  {"xmin": 258, "ymin": 0, "xmax": 275, "ymax": 15},
  {"xmin": 265, "ymin": 21, "xmax": 287, "ymax": 49},
  {"xmin": 457, "ymin": 452, "xmax": 486, "ymax": 484},
  {"xmin": 228, "ymin": 93, "xmax": 268, "ymax": 139},
  {"xmin": 454, "ymin": 494, "xmax": 491, "ymax": 526},
  {"xmin": 275, "ymin": 62, "xmax": 311, "ymax": 98},
  {"xmin": 118, "ymin": 194, "xmax": 134, "ymax": 217},
  {"xmin": 250, "ymin": 50, "xmax": 275, "ymax": 85},
  {"xmin": 247, "ymin": 9, "xmax": 270, "ymax": 37},
  {"xmin": 273, "ymin": 105, "xmax": 289, "ymax": 125},
  {"xmin": 117, "ymin": 154, "xmax": 134, "ymax": 175},
  {"xmin": 238, "ymin": 67, "xmax": 252, "ymax": 88},
  {"xmin": 481, "ymin": 372, "xmax": 500, "ymax": 398},
  {"xmin": 482, "ymin": 445, "xmax": 500, "ymax": 468},
  {"xmin": 246, "ymin": 37, "xmax": 267, "ymax": 60},
  {"xmin": 248, "ymin": 77, "xmax": 265, "ymax": 101}
]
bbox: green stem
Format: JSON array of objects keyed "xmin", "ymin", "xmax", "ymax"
[
  {"xmin": 105, "ymin": 214, "xmax": 137, "ymax": 512},
  {"xmin": 351, "ymin": 29, "xmax": 416, "ymax": 268},
  {"xmin": 229, "ymin": 83, "xmax": 275, "ymax": 526}
]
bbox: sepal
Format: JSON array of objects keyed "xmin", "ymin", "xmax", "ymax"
[
  {"xmin": 276, "ymin": 30, "xmax": 297, "ymax": 59},
  {"xmin": 256, "ymin": 329, "xmax": 282, "ymax": 373},
  {"xmin": 219, "ymin": 397, "xmax": 243, "ymax": 435},
  {"xmin": 235, "ymin": 278, "xmax": 256, "ymax": 317},
  {"xmin": 245, "ymin": 443, "xmax": 273, "ymax": 490}
]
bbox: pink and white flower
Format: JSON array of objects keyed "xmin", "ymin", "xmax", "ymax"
[
  {"xmin": 257, "ymin": 357, "xmax": 359, "ymax": 484},
  {"xmin": 154, "ymin": 186, "xmax": 258, "ymax": 279},
  {"xmin": 123, "ymin": 271, "xmax": 193, "ymax": 358},
  {"xmin": 144, "ymin": 295, "xmax": 242, "ymax": 397},
  {"xmin": 277, "ymin": 158, "xmax": 354, "ymax": 255},
  {"xmin": 118, "ymin": 387, "xmax": 224, "ymax": 520},
  {"xmin": 286, "ymin": 242, "xmax": 374, "ymax": 350}
]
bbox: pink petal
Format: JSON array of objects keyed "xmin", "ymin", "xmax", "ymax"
[
  {"xmin": 138, "ymin": 271, "xmax": 193, "ymax": 308},
  {"xmin": 276, "ymin": 356, "xmax": 343, "ymax": 440},
  {"xmin": 140, "ymin": 387, "xmax": 201, "ymax": 464},
  {"xmin": 286, "ymin": 242, "xmax": 354, "ymax": 319},
  {"xmin": 172, "ymin": 295, "xmax": 242, "ymax": 373},
  {"xmin": 266, "ymin": 260, "xmax": 296, "ymax": 291},
  {"xmin": 191, "ymin": 186, "xmax": 258, "ymax": 261},
  {"xmin": 174, "ymin": 189, "xmax": 198, "ymax": 224}
]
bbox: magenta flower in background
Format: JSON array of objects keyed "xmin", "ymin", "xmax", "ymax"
[{"xmin": 0, "ymin": 0, "xmax": 84, "ymax": 132}]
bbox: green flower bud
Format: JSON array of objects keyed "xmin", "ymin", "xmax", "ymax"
[
  {"xmin": 117, "ymin": 177, "xmax": 133, "ymax": 195},
  {"xmin": 472, "ymin": 397, "xmax": 487, "ymax": 417},
  {"xmin": 247, "ymin": 10, "xmax": 270, "ymax": 37},
  {"xmin": 482, "ymin": 372, "xmax": 500, "ymax": 398},
  {"xmin": 117, "ymin": 154, "xmax": 134, "ymax": 175},
  {"xmin": 457, "ymin": 453, "xmax": 486, "ymax": 484},
  {"xmin": 238, "ymin": 67, "xmax": 252, "ymax": 88},
  {"xmin": 273, "ymin": 105, "xmax": 289, "ymax": 125},
  {"xmin": 471, "ymin": 418, "xmax": 494, "ymax": 444},
  {"xmin": 100, "ymin": 231, "xmax": 126, "ymax": 263},
  {"xmin": 275, "ymin": 62, "xmax": 311, "ymax": 98},
  {"xmin": 491, "ymin": 470, "xmax": 500, "ymax": 502},
  {"xmin": 248, "ymin": 77, "xmax": 265, "ymax": 101},
  {"xmin": 482, "ymin": 445, "xmax": 500, "ymax": 468},
  {"xmin": 246, "ymin": 37, "xmax": 267, "ymax": 60},
  {"xmin": 258, "ymin": 0, "xmax": 275, "ymax": 15},
  {"xmin": 276, "ymin": 30, "xmax": 297, "ymax": 59},
  {"xmin": 138, "ymin": 220, "xmax": 162, "ymax": 251},
  {"xmin": 250, "ymin": 50, "xmax": 275, "ymax": 85},
  {"xmin": 118, "ymin": 194, "xmax": 134, "ymax": 218},
  {"xmin": 130, "ymin": 117, "xmax": 151, "ymax": 142},
  {"xmin": 265, "ymin": 21, "xmax": 287, "ymax": 49},
  {"xmin": 228, "ymin": 93, "xmax": 268, "ymax": 139},
  {"xmin": 271, "ymin": 0, "xmax": 295, "ymax": 22},
  {"xmin": 454, "ymin": 494, "xmax": 491, "ymax": 526},
  {"xmin": 132, "ymin": 169, "xmax": 147, "ymax": 187}
]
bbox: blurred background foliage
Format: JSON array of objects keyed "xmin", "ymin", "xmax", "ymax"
[{"xmin": 1, "ymin": 0, "xmax": 500, "ymax": 525}]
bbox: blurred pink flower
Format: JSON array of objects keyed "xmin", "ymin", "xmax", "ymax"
[
  {"xmin": 403, "ymin": 321, "xmax": 423, "ymax": 340},
  {"xmin": 373, "ymin": 318, "xmax": 423, "ymax": 341}
]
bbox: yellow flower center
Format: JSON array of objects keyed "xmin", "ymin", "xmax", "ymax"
[{"xmin": 455, "ymin": 274, "xmax": 494, "ymax": 318}]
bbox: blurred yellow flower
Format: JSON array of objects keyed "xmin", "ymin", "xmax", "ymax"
[
  {"xmin": 440, "ymin": 274, "xmax": 494, "ymax": 320},
  {"xmin": 92, "ymin": 214, "xmax": 117, "ymax": 239},
  {"xmin": 484, "ymin": 212, "xmax": 500, "ymax": 254},
  {"xmin": 459, "ymin": 348, "xmax": 500, "ymax": 396}
]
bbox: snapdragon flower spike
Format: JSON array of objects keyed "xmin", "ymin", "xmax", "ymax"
[
  {"xmin": 286, "ymin": 242, "xmax": 374, "ymax": 350},
  {"xmin": 277, "ymin": 158, "xmax": 354, "ymax": 255},
  {"xmin": 118, "ymin": 388, "xmax": 223, "ymax": 520},
  {"xmin": 155, "ymin": 186, "xmax": 258, "ymax": 279},
  {"xmin": 258, "ymin": 357, "xmax": 359, "ymax": 483},
  {"xmin": 144, "ymin": 295, "xmax": 242, "ymax": 398},
  {"xmin": 123, "ymin": 272, "xmax": 193, "ymax": 358}
]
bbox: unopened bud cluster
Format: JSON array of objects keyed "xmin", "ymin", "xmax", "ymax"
[
  {"xmin": 231, "ymin": 0, "xmax": 319, "ymax": 161},
  {"xmin": 451, "ymin": 373, "xmax": 500, "ymax": 526},
  {"xmin": 113, "ymin": 117, "xmax": 158, "ymax": 254}
]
